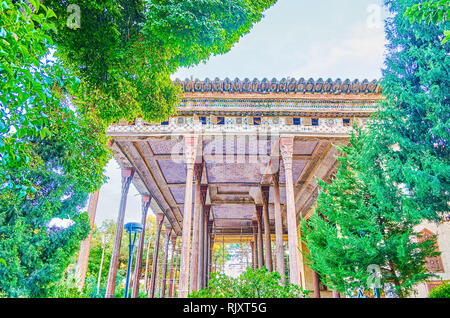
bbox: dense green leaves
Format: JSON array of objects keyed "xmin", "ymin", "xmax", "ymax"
[
  {"xmin": 1, "ymin": 0, "xmax": 275, "ymax": 297},
  {"xmin": 428, "ymin": 282, "xmax": 450, "ymax": 298},
  {"xmin": 404, "ymin": 0, "xmax": 449, "ymax": 43},
  {"xmin": 303, "ymin": 0, "xmax": 449, "ymax": 298},
  {"xmin": 190, "ymin": 267, "xmax": 309, "ymax": 298},
  {"xmin": 303, "ymin": 131, "xmax": 437, "ymax": 298},
  {"xmin": 44, "ymin": 0, "xmax": 276, "ymax": 124}
]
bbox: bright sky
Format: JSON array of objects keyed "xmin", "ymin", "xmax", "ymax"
[{"xmin": 94, "ymin": 0, "xmax": 387, "ymax": 226}]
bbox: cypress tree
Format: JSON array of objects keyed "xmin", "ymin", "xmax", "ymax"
[{"xmin": 303, "ymin": 0, "xmax": 449, "ymax": 297}]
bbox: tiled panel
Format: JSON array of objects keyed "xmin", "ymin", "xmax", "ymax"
[
  {"xmin": 212, "ymin": 205, "xmax": 255, "ymax": 219},
  {"xmin": 293, "ymin": 141, "xmax": 318, "ymax": 155},
  {"xmin": 206, "ymin": 162, "xmax": 264, "ymax": 183},
  {"xmin": 157, "ymin": 159, "xmax": 187, "ymax": 184},
  {"xmin": 203, "ymin": 137, "xmax": 271, "ymax": 156},
  {"xmin": 169, "ymin": 187, "xmax": 187, "ymax": 204},
  {"xmin": 216, "ymin": 185, "xmax": 251, "ymax": 194},
  {"xmin": 278, "ymin": 160, "xmax": 307, "ymax": 184},
  {"xmin": 214, "ymin": 219, "xmax": 251, "ymax": 229},
  {"xmin": 148, "ymin": 139, "xmax": 184, "ymax": 155}
]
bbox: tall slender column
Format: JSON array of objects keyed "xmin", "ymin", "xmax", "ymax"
[
  {"xmin": 131, "ymin": 195, "xmax": 151, "ymax": 298},
  {"xmin": 197, "ymin": 186, "xmax": 207, "ymax": 290},
  {"xmin": 105, "ymin": 168, "xmax": 134, "ymax": 298},
  {"xmin": 251, "ymin": 221, "xmax": 259, "ymax": 269},
  {"xmin": 178, "ymin": 135, "xmax": 197, "ymax": 298},
  {"xmin": 76, "ymin": 189, "xmax": 100, "ymax": 291},
  {"xmin": 280, "ymin": 136, "xmax": 301, "ymax": 286},
  {"xmin": 160, "ymin": 228, "xmax": 172, "ymax": 298},
  {"xmin": 312, "ymin": 271, "xmax": 321, "ymax": 298},
  {"xmin": 207, "ymin": 222, "xmax": 214, "ymax": 285},
  {"xmin": 332, "ymin": 290, "xmax": 341, "ymax": 298},
  {"xmin": 143, "ymin": 232, "xmax": 152, "ymax": 293},
  {"xmin": 209, "ymin": 233, "xmax": 215, "ymax": 276},
  {"xmin": 272, "ymin": 173, "xmax": 285, "ymax": 282},
  {"xmin": 250, "ymin": 241, "xmax": 256, "ymax": 270},
  {"xmin": 261, "ymin": 186, "xmax": 273, "ymax": 272},
  {"xmin": 190, "ymin": 162, "xmax": 203, "ymax": 293},
  {"xmin": 148, "ymin": 213, "xmax": 164, "ymax": 298},
  {"xmin": 255, "ymin": 206, "xmax": 264, "ymax": 269},
  {"xmin": 202, "ymin": 205, "xmax": 211, "ymax": 288},
  {"xmin": 171, "ymin": 238, "xmax": 180, "ymax": 297},
  {"xmin": 167, "ymin": 236, "xmax": 178, "ymax": 298}
]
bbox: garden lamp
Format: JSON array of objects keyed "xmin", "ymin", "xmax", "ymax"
[{"xmin": 124, "ymin": 222, "xmax": 143, "ymax": 298}]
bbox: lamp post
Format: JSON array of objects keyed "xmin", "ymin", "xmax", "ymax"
[{"xmin": 124, "ymin": 222, "xmax": 143, "ymax": 298}]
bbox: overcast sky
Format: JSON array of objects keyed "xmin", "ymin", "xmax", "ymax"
[{"xmin": 93, "ymin": 0, "xmax": 387, "ymax": 226}]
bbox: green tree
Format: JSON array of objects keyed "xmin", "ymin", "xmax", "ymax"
[
  {"xmin": 190, "ymin": 267, "xmax": 309, "ymax": 298},
  {"xmin": 428, "ymin": 282, "xmax": 450, "ymax": 298},
  {"xmin": 302, "ymin": 131, "xmax": 438, "ymax": 298},
  {"xmin": 404, "ymin": 0, "xmax": 449, "ymax": 44},
  {"xmin": 304, "ymin": 0, "xmax": 449, "ymax": 297},
  {"xmin": 1, "ymin": 0, "xmax": 275, "ymax": 297},
  {"xmin": 372, "ymin": 0, "xmax": 449, "ymax": 223},
  {"xmin": 0, "ymin": 1, "xmax": 82, "ymax": 193},
  {"xmin": 44, "ymin": 0, "xmax": 277, "ymax": 125},
  {"xmin": 0, "ymin": 102, "xmax": 109, "ymax": 297},
  {"xmin": 83, "ymin": 216, "xmax": 158, "ymax": 298},
  {"xmin": 212, "ymin": 243, "xmax": 231, "ymax": 272}
]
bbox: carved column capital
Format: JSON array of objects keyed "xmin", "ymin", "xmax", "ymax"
[
  {"xmin": 204, "ymin": 204, "xmax": 211, "ymax": 218},
  {"xmin": 280, "ymin": 137, "xmax": 294, "ymax": 170},
  {"xmin": 194, "ymin": 162, "xmax": 204, "ymax": 185},
  {"xmin": 156, "ymin": 213, "xmax": 165, "ymax": 225},
  {"xmin": 121, "ymin": 167, "xmax": 135, "ymax": 191},
  {"xmin": 141, "ymin": 195, "xmax": 151, "ymax": 214},
  {"xmin": 251, "ymin": 220, "xmax": 258, "ymax": 232},
  {"xmin": 261, "ymin": 186, "xmax": 270, "ymax": 206},
  {"xmin": 272, "ymin": 172, "xmax": 280, "ymax": 187},
  {"xmin": 184, "ymin": 134, "xmax": 198, "ymax": 168},
  {"xmin": 200, "ymin": 185, "xmax": 208, "ymax": 204},
  {"xmin": 255, "ymin": 205, "xmax": 263, "ymax": 222}
]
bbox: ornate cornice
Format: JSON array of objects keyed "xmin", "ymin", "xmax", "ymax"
[{"xmin": 174, "ymin": 77, "xmax": 381, "ymax": 95}]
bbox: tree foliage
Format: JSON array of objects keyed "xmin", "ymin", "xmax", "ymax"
[
  {"xmin": 44, "ymin": 0, "xmax": 277, "ymax": 125},
  {"xmin": 404, "ymin": 0, "xmax": 449, "ymax": 43},
  {"xmin": 1, "ymin": 0, "xmax": 275, "ymax": 297},
  {"xmin": 302, "ymin": 130, "xmax": 437, "ymax": 298},
  {"xmin": 428, "ymin": 282, "xmax": 450, "ymax": 298},
  {"xmin": 189, "ymin": 267, "xmax": 309, "ymax": 298},
  {"xmin": 303, "ymin": 0, "xmax": 449, "ymax": 298}
]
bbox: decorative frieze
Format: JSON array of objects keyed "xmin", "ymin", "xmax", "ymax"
[{"xmin": 175, "ymin": 77, "xmax": 381, "ymax": 95}]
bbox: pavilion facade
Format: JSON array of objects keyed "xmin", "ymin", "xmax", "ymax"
[{"xmin": 81, "ymin": 77, "xmax": 384, "ymax": 298}]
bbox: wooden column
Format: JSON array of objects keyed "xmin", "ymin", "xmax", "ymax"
[
  {"xmin": 148, "ymin": 213, "xmax": 164, "ymax": 298},
  {"xmin": 207, "ymin": 222, "xmax": 214, "ymax": 285},
  {"xmin": 261, "ymin": 186, "xmax": 273, "ymax": 272},
  {"xmin": 190, "ymin": 162, "xmax": 203, "ymax": 293},
  {"xmin": 202, "ymin": 205, "xmax": 211, "ymax": 287},
  {"xmin": 105, "ymin": 167, "xmax": 134, "ymax": 298},
  {"xmin": 332, "ymin": 290, "xmax": 341, "ymax": 298},
  {"xmin": 250, "ymin": 241, "xmax": 256, "ymax": 270},
  {"xmin": 312, "ymin": 271, "xmax": 321, "ymax": 298},
  {"xmin": 76, "ymin": 189, "xmax": 100, "ymax": 291},
  {"xmin": 209, "ymin": 233, "xmax": 215, "ymax": 276},
  {"xmin": 197, "ymin": 186, "xmax": 207, "ymax": 290},
  {"xmin": 160, "ymin": 228, "xmax": 172, "ymax": 298},
  {"xmin": 280, "ymin": 136, "xmax": 301, "ymax": 286},
  {"xmin": 251, "ymin": 220, "xmax": 259, "ymax": 269},
  {"xmin": 255, "ymin": 206, "xmax": 264, "ymax": 269},
  {"xmin": 131, "ymin": 195, "xmax": 151, "ymax": 298},
  {"xmin": 167, "ymin": 236, "xmax": 178, "ymax": 298},
  {"xmin": 178, "ymin": 135, "xmax": 197, "ymax": 298},
  {"xmin": 272, "ymin": 173, "xmax": 285, "ymax": 282}
]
